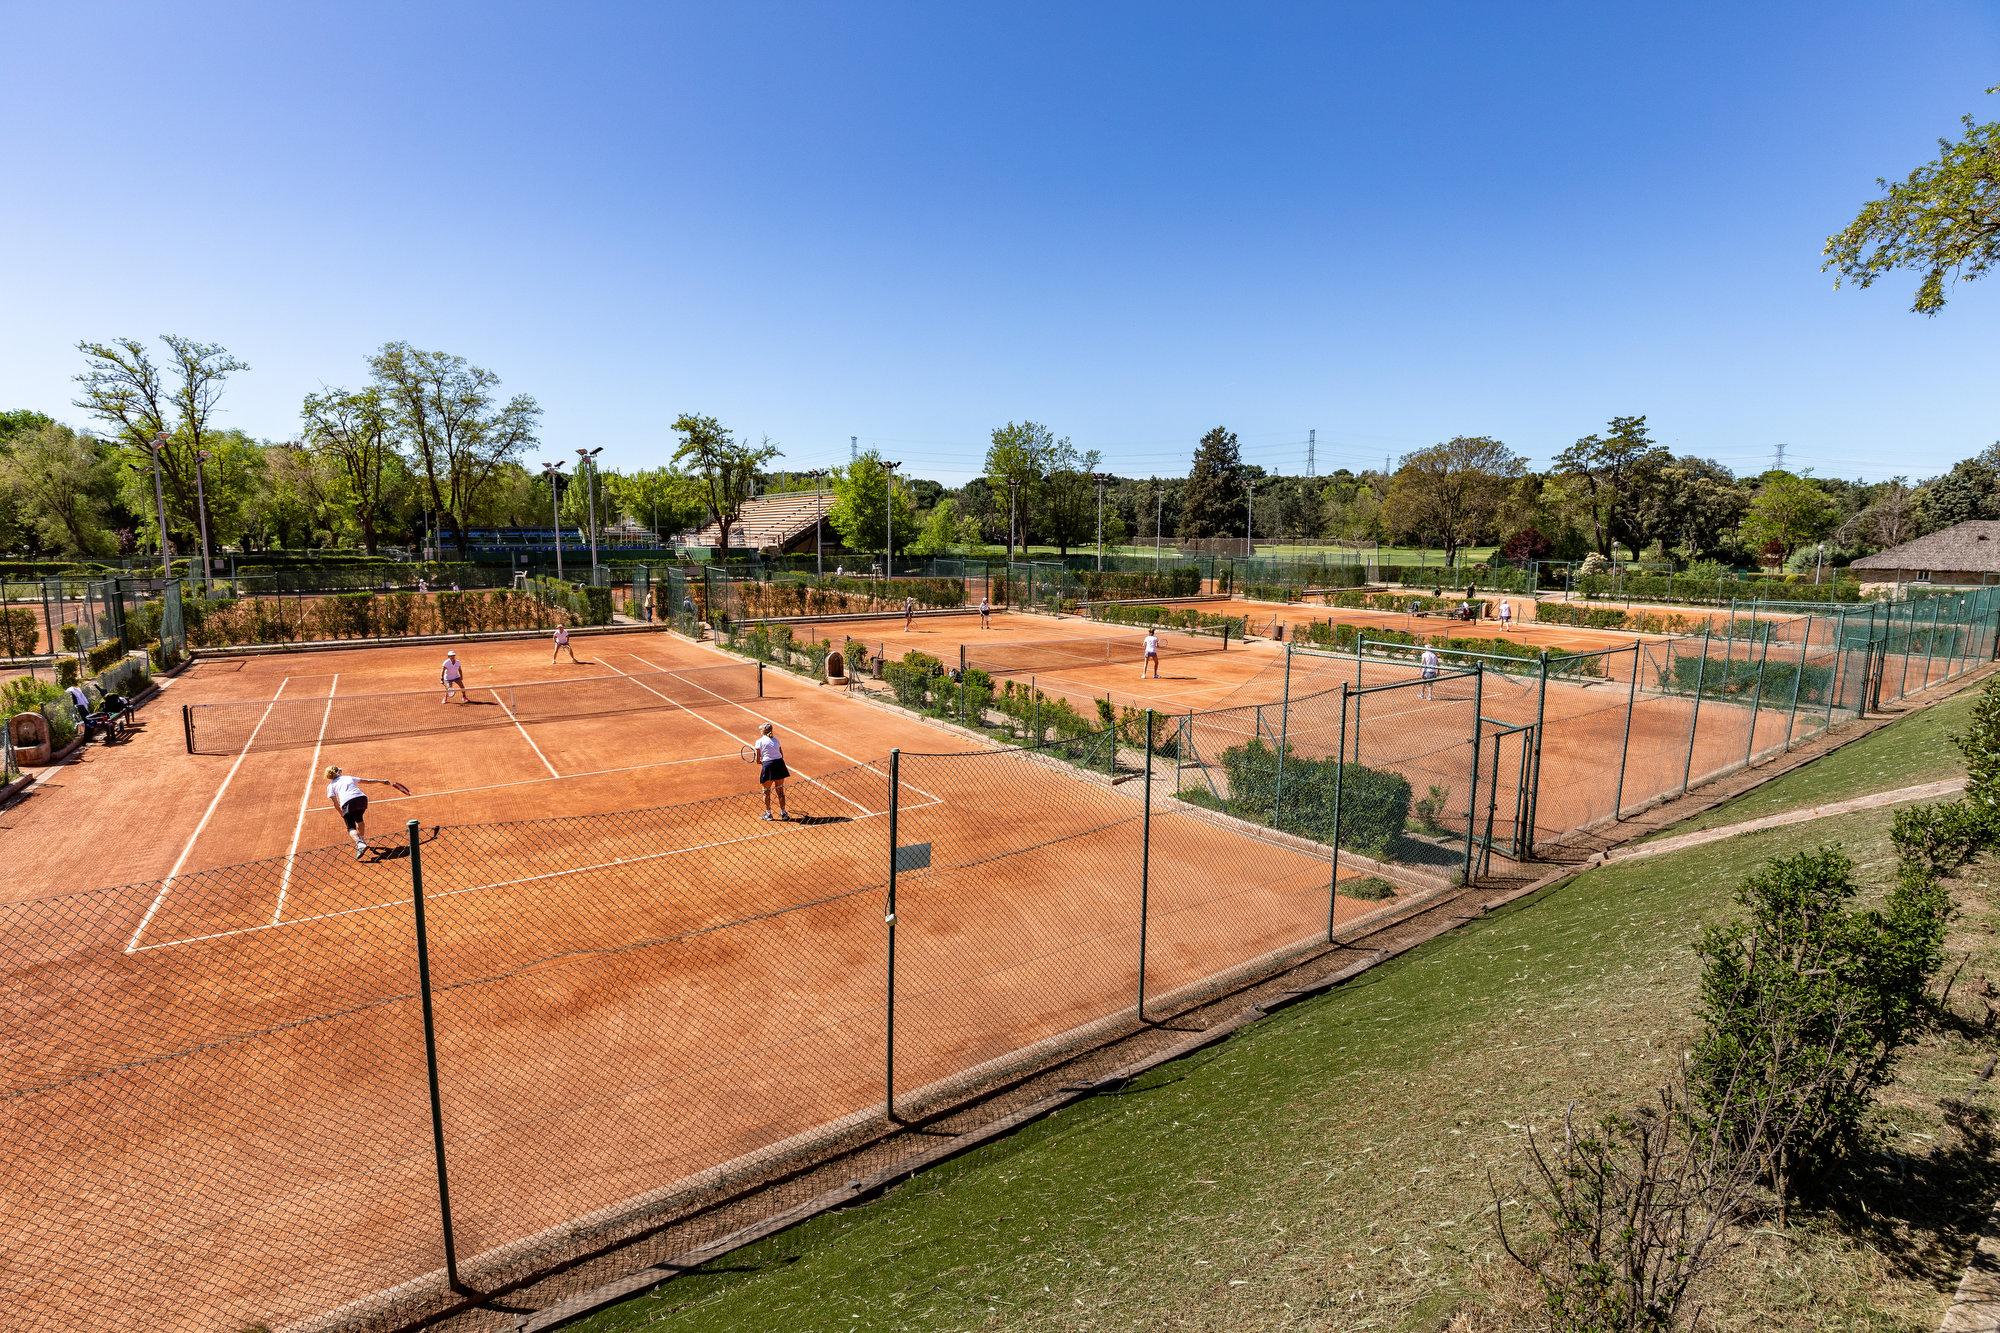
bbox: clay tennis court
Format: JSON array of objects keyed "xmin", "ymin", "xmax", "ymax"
[{"xmin": 0, "ymin": 629, "xmax": 1396, "ymax": 1332}]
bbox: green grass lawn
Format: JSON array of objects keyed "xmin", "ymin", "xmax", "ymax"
[
  {"xmin": 573, "ymin": 696, "xmax": 1998, "ymax": 1333},
  {"xmin": 1643, "ymin": 684, "xmax": 1983, "ymax": 841}
]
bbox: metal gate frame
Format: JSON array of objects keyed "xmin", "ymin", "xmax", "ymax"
[{"xmin": 1477, "ymin": 717, "xmax": 1537, "ymax": 875}]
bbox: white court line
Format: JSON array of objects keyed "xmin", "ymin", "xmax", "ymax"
[
  {"xmin": 129, "ymin": 804, "xmax": 906, "ymax": 952},
  {"xmin": 274, "ymin": 675, "xmax": 340, "ymax": 925},
  {"xmin": 596, "ymin": 658, "xmax": 874, "ymax": 817},
  {"xmin": 492, "ymin": 690, "xmax": 561, "ymax": 778},
  {"xmin": 620, "ymin": 650, "xmax": 948, "ymax": 805},
  {"xmin": 126, "ymin": 678, "xmax": 293, "ymax": 954},
  {"xmin": 362, "ymin": 750, "xmax": 741, "ymax": 806}
]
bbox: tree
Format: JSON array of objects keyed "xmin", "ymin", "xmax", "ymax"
[
  {"xmin": 1630, "ymin": 456, "xmax": 1749, "ymax": 566},
  {"xmin": 1739, "ymin": 472, "xmax": 1839, "ymax": 566},
  {"xmin": 1915, "ymin": 444, "xmax": 2000, "ymax": 530},
  {"xmin": 602, "ymin": 467, "xmax": 708, "ymax": 541},
  {"xmin": 984, "ymin": 421, "xmax": 1062, "ymax": 558},
  {"xmin": 1551, "ymin": 416, "xmax": 1665, "ymax": 558},
  {"xmin": 1320, "ymin": 473, "xmax": 1385, "ymax": 543},
  {"xmin": 827, "ymin": 449, "xmax": 916, "ymax": 561},
  {"xmin": 244, "ymin": 442, "xmax": 334, "ymax": 550},
  {"xmin": 1836, "ymin": 478, "xmax": 1922, "ymax": 552},
  {"xmin": 0, "ymin": 422, "xmax": 117, "ymax": 556},
  {"xmin": 367, "ymin": 342, "xmax": 540, "ymax": 557},
  {"xmin": 1824, "ymin": 93, "xmax": 2000, "ymax": 315},
  {"xmin": 1178, "ymin": 426, "xmax": 1244, "ymax": 540},
  {"xmin": 301, "ymin": 386, "xmax": 397, "ymax": 553},
  {"xmin": 1379, "ymin": 436, "xmax": 1526, "ymax": 565},
  {"xmin": 74, "ymin": 334, "xmax": 248, "ymax": 555},
  {"xmin": 1040, "ymin": 444, "xmax": 1104, "ymax": 557},
  {"xmin": 908, "ymin": 497, "xmax": 981, "ymax": 556},
  {"xmin": 672, "ymin": 414, "xmax": 781, "ymax": 562}
]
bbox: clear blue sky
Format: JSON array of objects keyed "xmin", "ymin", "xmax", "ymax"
[{"xmin": 3, "ymin": 2, "xmax": 1996, "ymax": 485}]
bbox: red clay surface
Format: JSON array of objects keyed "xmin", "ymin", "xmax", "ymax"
[{"xmin": 0, "ymin": 630, "xmax": 1392, "ymax": 1332}]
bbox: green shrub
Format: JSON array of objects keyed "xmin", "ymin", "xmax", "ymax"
[
  {"xmin": 0, "ymin": 608, "xmax": 36, "ymax": 657},
  {"xmin": 97, "ymin": 653, "xmax": 150, "ymax": 698},
  {"xmin": 1077, "ymin": 566, "xmax": 1202, "ymax": 600},
  {"xmin": 59, "ymin": 624, "xmax": 79, "ymax": 652},
  {"xmin": 1342, "ymin": 876, "xmax": 1398, "ymax": 901},
  {"xmin": 1214, "ymin": 737, "xmax": 1411, "ymax": 854},
  {"xmin": 1655, "ymin": 652, "xmax": 1833, "ymax": 702},
  {"xmin": 1089, "ymin": 603, "xmax": 1244, "ymax": 638},
  {"xmin": 55, "ymin": 658, "xmax": 79, "ymax": 688},
  {"xmin": 1412, "ymin": 783, "xmax": 1452, "ymax": 833},
  {"xmin": 883, "ymin": 651, "xmax": 943, "ymax": 710},
  {"xmin": 39, "ymin": 699, "xmax": 77, "ymax": 749}
]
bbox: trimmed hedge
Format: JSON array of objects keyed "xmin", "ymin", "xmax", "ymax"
[
  {"xmin": 727, "ymin": 574, "xmax": 967, "ymax": 620},
  {"xmin": 525, "ymin": 577, "xmax": 614, "ymax": 626},
  {"xmin": 1576, "ymin": 571, "xmax": 1864, "ymax": 605},
  {"xmin": 189, "ymin": 590, "xmax": 564, "ymax": 647},
  {"xmin": 1089, "ymin": 603, "xmax": 1245, "ymax": 638},
  {"xmin": 0, "ymin": 608, "xmax": 36, "ymax": 657},
  {"xmin": 1077, "ymin": 567, "xmax": 1202, "ymax": 600},
  {"xmin": 1656, "ymin": 651, "xmax": 1836, "ymax": 704},
  {"xmin": 1212, "ymin": 736, "xmax": 1412, "ymax": 855},
  {"xmin": 1294, "ymin": 620, "xmax": 1603, "ymax": 677}
]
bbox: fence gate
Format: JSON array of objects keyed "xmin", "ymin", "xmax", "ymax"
[{"xmin": 1477, "ymin": 718, "xmax": 1537, "ymax": 872}]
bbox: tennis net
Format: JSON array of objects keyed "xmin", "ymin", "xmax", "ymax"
[
  {"xmin": 962, "ymin": 628, "xmax": 1228, "ymax": 678},
  {"xmin": 182, "ymin": 662, "xmax": 763, "ymax": 754}
]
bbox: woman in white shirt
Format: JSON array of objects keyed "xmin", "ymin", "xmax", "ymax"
[
  {"xmin": 1420, "ymin": 646, "xmax": 1441, "ymax": 700},
  {"xmin": 552, "ymin": 624, "xmax": 578, "ymax": 663},
  {"xmin": 1497, "ymin": 599, "xmax": 1513, "ymax": 632},
  {"xmin": 752, "ymin": 722, "xmax": 790, "ymax": 821},
  {"xmin": 1141, "ymin": 631, "xmax": 1160, "ymax": 679},
  {"xmin": 324, "ymin": 766, "xmax": 410, "ymax": 859},
  {"xmin": 440, "ymin": 650, "xmax": 465, "ymax": 703}
]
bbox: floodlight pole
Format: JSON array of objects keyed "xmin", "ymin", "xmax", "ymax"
[
  {"xmin": 542, "ymin": 461, "xmax": 566, "ymax": 580},
  {"xmin": 146, "ymin": 434, "xmax": 174, "ymax": 581},
  {"xmin": 883, "ymin": 460, "xmax": 902, "ymax": 580},
  {"xmin": 1007, "ymin": 478, "xmax": 1021, "ymax": 563},
  {"xmin": 811, "ymin": 469, "xmax": 826, "ymax": 577},
  {"xmin": 1245, "ymin": 478, "xmax": 1255, "ymax": 560},
  {"xmin": 1154, "ymin": 482, "xmax": 1164, "ymax": 570},
  {"xmin": 577, "ymin": 447, "xmax": 603, "ymax": 581},
  {"xmin": 1094, "ymin": 473, "xmax": 1108, "ymax": 571},
  {"xmin": 193, "ymin": 448, "xmax": 214, "ymax": 580}
]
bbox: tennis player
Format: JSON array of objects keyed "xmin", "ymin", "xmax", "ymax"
[
  {"xmin": 1420, "ymin": 646, "xmax": 1441, "ymax": 700},
  {"xmin": 440, "ymin": 649, "xmax": 465, "ymax": 703},
  {"xmin": 324, "ymin": 766, "xmax": 410, "ymax": 859},
  {"xmin": 552, "ymin": 623, "xmax": 579, "ymax": 663},
  {"xmin": 1497, "ymin": 599, "xmax": 1513, "ymax": 632},
  {"xmin": 903, "ymin": 596, "xmax": 916, "ymax": 632},
  {"xmin": 1141, "ymin": 629, "xmax": 1161, "ymax": 679},
  {"xmin": 752, "ymin": 722, "xmax": 790, "ymax": 821},
  {"xmin": 979, "ymin": 596, "xmax": 991, "ymax": 629}
]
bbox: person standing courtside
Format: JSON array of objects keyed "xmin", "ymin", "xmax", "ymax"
[
  {"xmin": 552, "ymin": 623, "xmax": 579, "ymax": 663},
  {"xmin": 1141, "ymin": 629, "xmax": 1161, "ymax": 679}
]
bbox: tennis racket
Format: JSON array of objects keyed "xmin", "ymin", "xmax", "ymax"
[
  {"xmin": 740, "ymin": 744, "xmax": 759, "ymax": 764},
  {"xmin": 387, "ymin": 781, "xmax": 412, "ymax": 795}
]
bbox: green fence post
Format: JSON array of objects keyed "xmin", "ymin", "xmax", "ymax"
[
  {"xmin": 1612, "ymin": 643, "xmax": 1639, "ymax": 819},
  {"xmin": 406, "ymin": 820, "xmax": 463, "ymax": 1294},
  {"xmin": 1679, "ymin": 626, "xmax": 1711, "ymax": 797},
  {"xmin": 1462, "ymin": 667, "xmax": 1483, "ymax": 884},
  {"xmin": 1328, "ymin": 684, "xmax": 1348, "ymax": 940},
  {"xmin": 1527, "ymin": 651, "xmax": 1548, "ymax": 856},
  {"xmin": 884, "ymin": 749, "xmax": 901, "ymax": 1123},
  {"xmin": 1784, "ymin": 614, "xmax": 1811, "ymax": 748},
  {"xmin": 1743, "ymin": 624, "xmax": 1771, "ymax": 766},
  {"xmin": 1138, "ymin": 712, "xmax": 1153, "ymax": 1021},
  {"xmin": 1274, "ymin": 643, "xmax": 1292, "ymax": 825}
]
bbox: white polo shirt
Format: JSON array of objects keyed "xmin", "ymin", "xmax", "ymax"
[
  {"xmin": 1143, "ymin": 633, "xmax": 1160, "ymax": 657},
  {"xmin": 327, "ymin": 774, "xmax": 365, "ymax": 808}
]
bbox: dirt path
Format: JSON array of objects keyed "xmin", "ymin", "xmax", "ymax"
[{"xmin": 1606, "ymin": 777, "xmax": 1968, "ymax": 863}]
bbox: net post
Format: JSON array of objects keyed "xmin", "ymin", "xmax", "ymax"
[
  {"xmin": 406, "ymin": 819, "xmax": 463, "ymax": 1294},
  {"xmin": 885, "ymin": 748, "xmax": 901, "ymax": 1124},
  {"xmin": 1328, "ymin": 684, "xmax": 1347, "ymax": 941},
  {"xmin": 757, "ymin": 661, "xmax": 764, "ymax": 698},
  {"xmin": 182, "ymin": 703, "xmax": 195, "ymax": 754},
  {"xmin": 1461, "ymin": 667, "xmax": 1483, "ymax": 884},
  {"xmin": 1138, "ymin": 711, "xmax": 1153, "ymax": 1022},
  {"xmin": 1679, "ymin": 626, "xmax": 1710, "ymax": 797}
]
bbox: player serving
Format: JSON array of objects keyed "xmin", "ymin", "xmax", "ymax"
[
  {"xmin": 750, "ymin": 721, "xmax": 790, "ymax": 821},
  {"xmin": 324, "ymin": 766, "xmax": 410, "ymax": 859}
]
